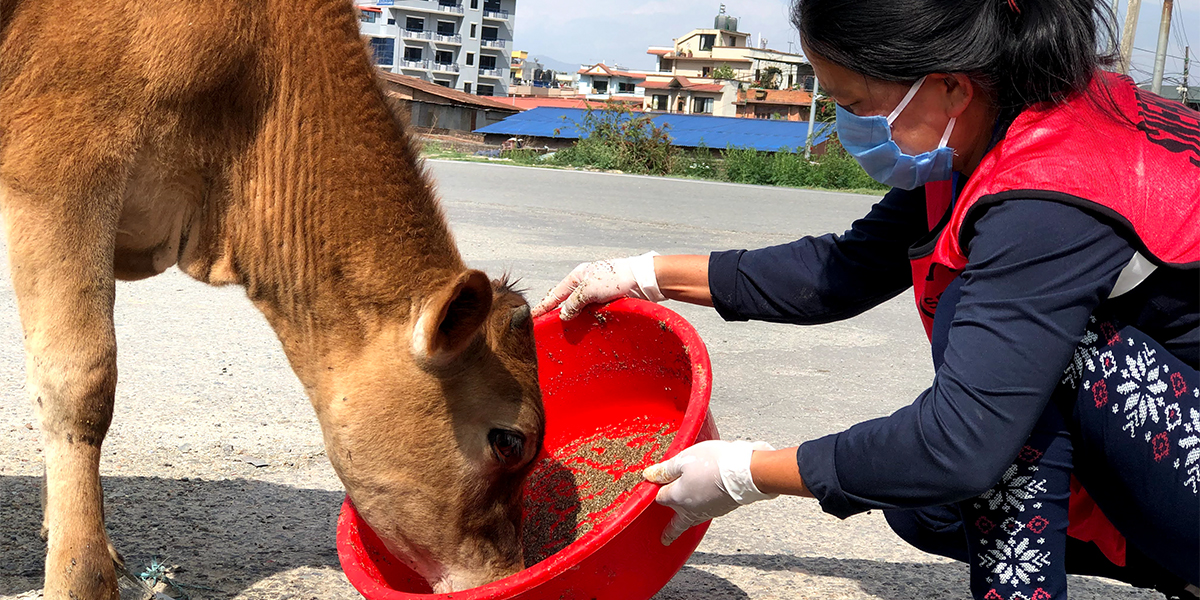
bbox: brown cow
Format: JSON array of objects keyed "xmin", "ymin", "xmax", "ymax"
[{"xmin": 0, "ymin": 0, "xmax": 544, "ymax": 596}]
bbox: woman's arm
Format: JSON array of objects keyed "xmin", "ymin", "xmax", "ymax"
[
  {"xmin": 708, "ymin": 186, "xmax": 928, "ymax": 324},
  {"xmin": 654, "ymin": 254, "xmax": 713, "ymax": 306}
]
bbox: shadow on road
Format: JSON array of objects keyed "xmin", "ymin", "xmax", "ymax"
[{"xmin": 0, "ymin": 475, "xmax": 345, "ymax": 599}]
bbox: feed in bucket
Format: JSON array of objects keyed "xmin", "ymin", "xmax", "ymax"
[{"xmin": 337, "ymin": 298, "xmax": 719, "ymax": 600}]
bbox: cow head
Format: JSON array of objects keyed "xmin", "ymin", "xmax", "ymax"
[{"xmin": 313, "ymin": 270, "xmax": 543, "ymax": 592}]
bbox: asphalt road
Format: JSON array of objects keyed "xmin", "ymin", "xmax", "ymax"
[{"xmin": 0, "ymin": 160, "xmax": 1158, "ymax": 600}]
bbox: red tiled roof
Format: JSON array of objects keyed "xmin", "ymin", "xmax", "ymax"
[
  {"xmin": 737, "ymin": 88, "xmax": 814, "ymax": 105},
  {"xmin": 491, "ymin": 97, "xmax": 643, "ymax": 111},
  {"xmin": 647, "ymin": 48, "xmax": 671, "ymax": 56},
  {"xmin": 377, "ymin": 70, "xmax": 520, "ymax": 112},
  {"xmin": 358, "ymin": 6, "xmax": 381, "ymax": 11},
  {"xmin": 640, "ymin": 76, "xmax": 725, "ymax": 93},
  {"xmin": 576, "ymin": 63, "xmax": 644, "ymax": 79}
]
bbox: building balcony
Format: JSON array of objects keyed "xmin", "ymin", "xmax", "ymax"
[
  {"xmin": 383, "ymin": 2, "xmax": 464, "ymax": 16},
  {"xmin": 480, "ymin": 39, "xmax": 507, "ymax": 50},
  {"xmin": 482, "ymin": 8, "xmax": 509, "ymax": 20},
  {"xmin": 402, "ymin": 29, "xmax": 433, "ymax": 41},
  {"xmin": 359, "ymin": 22, "xmax": 391, "ymax": 37},
  {"xmin": 477, "ymin": 67, "xmax": 503, "ymax": 78},
  {"xmin": 432, "ymin": 62, "xmax": 460, "ymax": 73},
  {"xmin": 432, "ymin": 33, "xmax": 462, "ymax": 45},
  {"xmin": 400, "ymin": 59, "xmax": 432, "ymax": 70}
]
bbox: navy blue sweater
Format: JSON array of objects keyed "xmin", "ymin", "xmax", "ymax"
[{"xmin": 708, "ymin": 189, "xmax": 1199, "ymax": 519}]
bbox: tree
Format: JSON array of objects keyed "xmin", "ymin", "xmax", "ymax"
[
  {"xmin": 711, "ymin": 64, "xmax": 737, "ymax": 80},
  {"xmin": 755, "ymin": 66, "xmax": 783, "ymax": 90}
]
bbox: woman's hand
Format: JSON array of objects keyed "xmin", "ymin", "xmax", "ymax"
[
  {"xmin": 642, "ymin": 440, "xmax": 778, "ymax": 545},
  {"xmin": 532, "ymin": 252, "xmax": 664, "ymax": 320}
]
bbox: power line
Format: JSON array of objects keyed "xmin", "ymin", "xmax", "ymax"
[{"xmin": 1133, "ymin": 45, "xmax": 1189, "ymax": 59}]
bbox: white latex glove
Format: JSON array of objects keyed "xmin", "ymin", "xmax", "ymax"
[
  {"xmin": 531, "ymin": 252, "xmax": 665, "ymax": 321},
  {"xmin": 642, "ymin": 440, "xmax": 778, "ymax": 545}
]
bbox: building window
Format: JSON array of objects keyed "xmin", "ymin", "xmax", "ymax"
[
  {"xmin": 701, "ymin": 66, "xmax": 712, "ymax": 78},
  {"xmin": 403, "ymin": 46, "xmax": 423, "ymax": 61},
  {"xmin": 369, "ymin": 37, "xmax": 394, "ymax": 65},
  {"xmin": 617, "ymin": 81, "xmax": 635, "ymax": 94},
  {"xmin": 652, "ymin": 94, "xmax": 668, "ymax": 110},
  {"xmin": 359, "ymin": 10, "xmax": 377, "ymax": 23},
  {"xmin": 435, "ymin": 50, "xmax": 454, "ymax": 64},
  {"xmin": 470, "ymin": 23, "xmax": 477, "ymax": 37},
  {"xmin": 405, "ymin": 16, "xmax": 423, "ymax": 31},
  {"xmin": 593, "ymin": 79, "xmax": 608, "ymax": 94},
  {"xmin": 480, "ymin": 55, "xmax": 496, "ymax": 69},
  {"xmin": 691, "ymin": 96, "xmax": 714, "ymax": 114},
  {"xmin": 434, "ymin": 80, "xmax": 452, "ymax": 87},
  {"xmin": 438, "ymin": 0, "xmax": 457, "ymax": 6},
  {"xmin": 699, "ymin": 34, "xmax": 716, "ymax": 51},
  {"xmin": 387, "ymin": 18, "xmax": 395, "ymax": 25},
  {"xmin": 464, "ymin": 82, "xmax": 473, "ymax": 94},
  {"xmin": 481, "ymin": 25, "xmax": 498, "ymax": 41},
  {"xmin": 437, "ymin": 21, "xmax": 455, "ymax": 35},
  {"xmin": 471, "ymin": 0, "xmax": 478, "ymax": 7},
  {"xmin": 466, "ymin": 52, "xmax": 475, "ymax": 66},
  {"xmin": 477, "ymin": 84, "xmax": 494, "ymax": 96}
]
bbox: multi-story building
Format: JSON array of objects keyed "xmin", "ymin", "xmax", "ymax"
[
  {"xmin": 355, "ymin": 0, "xmax": 515, "ymax": 97},
  {"xmin": 641, "ymin": 8, "xmax": 813, "ymax": 117},
  {"xmin": 576, "ymin": 63, "xmax": 648, "ymax": 104}
]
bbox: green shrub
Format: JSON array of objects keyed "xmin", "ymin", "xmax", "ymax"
[
  {"xmin": 553, "ymin": 103, "xmax": 677, "ymax": 175},
  {"xmin": 500, "ymin": 149, "xmax": 543, "ymax": 165},
  {"xmin": 722, "ymin": 146, "xmax": 773, "ymax": 185}
]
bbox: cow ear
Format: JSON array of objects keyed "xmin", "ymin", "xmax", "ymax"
[{"xmin": 413, "ymin": 270, "xmax": 494, "ymax": 367}]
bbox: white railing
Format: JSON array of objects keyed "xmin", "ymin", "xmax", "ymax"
[
  {"xmin": 477, "ymin": 67, "xmax": 502, "ymax": 78},
  {"xmin": 400, "ymin": 59, "xmax": 432, "ymax": 70},
  {"xmin": 402, "ymin": 29, "xmax": 433, "ymax": 40},
  {"xmin": 482, "ymin": 9, "xmax": 509, "ymax": 19},
  {"xmin": 437, "ymin": 3, "xmax": 464, "ymax": 13},
  {"xmin": 433, "ymin": 33, "xmax": 462, "ymax": 44},
  {"xmin": 433, "ymin": 62, "xmax": 460, "ymax": 73},
  {"xmin": 480, "ymin": 39, "xmax": 507, "ymax": 49}
]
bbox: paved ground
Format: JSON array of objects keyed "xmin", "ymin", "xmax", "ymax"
[{"xmin": 0, "ymin": 160, "xmax": 1159, "ymax": 600}]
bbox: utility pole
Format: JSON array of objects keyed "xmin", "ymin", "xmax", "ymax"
[
  {"xmin": 1119, "ymin": 0, "xmax": 1142, "ymax": 75},
  {"xmin": 1182, "ymin": 46, "xmax": 1191, "ymax": 104},
  {"xmin": 1151, "ymin": 0, "xmax": 1173, "ymax": 94},
  {"xmin": 804, "ymin": 75, "xmax": 819, "ymax": 160}
]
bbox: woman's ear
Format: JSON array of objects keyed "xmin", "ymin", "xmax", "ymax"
[{"xmin": 940, "ymin": 73, "xmax": 975, "ymax": 119}]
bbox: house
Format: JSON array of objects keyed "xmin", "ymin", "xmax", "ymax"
[
  {"xmin": 377, "ymin": 70, "xmax": 520, "ymax": 133},
  {"xmin": 641, "ymin": 75, "xmax": 737, "ymax": 116},
  {"xmin": 354, "ymin": 0, "xmax": 515, "ymax": 97},
  {"xmin": 641, "ymin": 7, "xmax": 814, "ymax": 118},
  {"xmin": 576, "ymin": 63, "xmax": 649, "ymax": 104},
  {"xmin": 735, "ymin": 88, "xmax": 814, "ymax": 121},
  {"xmin": 1140, "ymin": 84, "xmax": 1200, "ymax": 111}
]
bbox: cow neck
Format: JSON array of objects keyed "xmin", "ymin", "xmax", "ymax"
[{"xmin": 224, "ymin": 0, "xmax": 465, "ymax": 358}]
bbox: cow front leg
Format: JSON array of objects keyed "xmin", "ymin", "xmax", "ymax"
[{"xmin": 3, "ymin": 191, "xmax": 121, "ymax": 600}]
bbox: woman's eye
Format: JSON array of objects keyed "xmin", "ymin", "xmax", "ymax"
[{"xmin": 488, "ymin": 429, "xmax": 525, "ymax": 465}]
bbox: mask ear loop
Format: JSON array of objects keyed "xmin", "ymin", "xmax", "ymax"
[
  {"xmin": 938, "ymin": 117, "xmax": 957, "ymax": 149},
  {"xmin": 886, "ymin": 75, "xmax": 928, "ymax": 125}
]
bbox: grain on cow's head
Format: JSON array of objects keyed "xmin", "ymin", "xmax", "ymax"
[{"xmin": 0, "ymin": 0, "xmax": 543, "ymax": 594}]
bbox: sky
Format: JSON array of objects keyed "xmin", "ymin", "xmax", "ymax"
[{"xmin": 513, "ymin": 0, "xmax": 1199, "ymax": 90}]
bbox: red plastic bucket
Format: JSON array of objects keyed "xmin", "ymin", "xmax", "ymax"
[{"xmin": 337, "ymin": 298, "xmax": 719, "ymax": 599}]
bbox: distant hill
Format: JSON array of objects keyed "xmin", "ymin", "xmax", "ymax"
[{"xmin": 525, "ymin": 54, "xmax": 583, "ymax": 75}]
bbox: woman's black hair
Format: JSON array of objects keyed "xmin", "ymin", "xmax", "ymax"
[{"xmin": 792, "ymin": 0, "xmax": 1121, "ymax": 111}]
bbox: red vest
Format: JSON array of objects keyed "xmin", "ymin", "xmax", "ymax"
[{"xmin": 908, "ymin": 72, "xmax": 1200, "ymax": 565}]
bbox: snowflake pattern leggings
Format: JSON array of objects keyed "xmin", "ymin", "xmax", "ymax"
[{"xmin": 886, "ymin": 318, "xmax": 1200, "ymax": 600}]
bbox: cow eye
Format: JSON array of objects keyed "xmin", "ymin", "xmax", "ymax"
[{"xmin": 488, "ymin": 429, "xmax": 525, "ymax": 465}]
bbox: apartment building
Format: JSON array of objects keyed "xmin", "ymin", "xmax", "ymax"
[
  {"xmin": 642, "ymin": 8, "xmax": 813, "ymax": 117},
  {"xmin": 356, "ymin": 0, "xmax": 515, "ymax": 97}
]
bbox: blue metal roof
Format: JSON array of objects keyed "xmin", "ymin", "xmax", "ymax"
[{"xmin": 474, "ymin": 107, "xmax": 835, "ymax": 153}]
